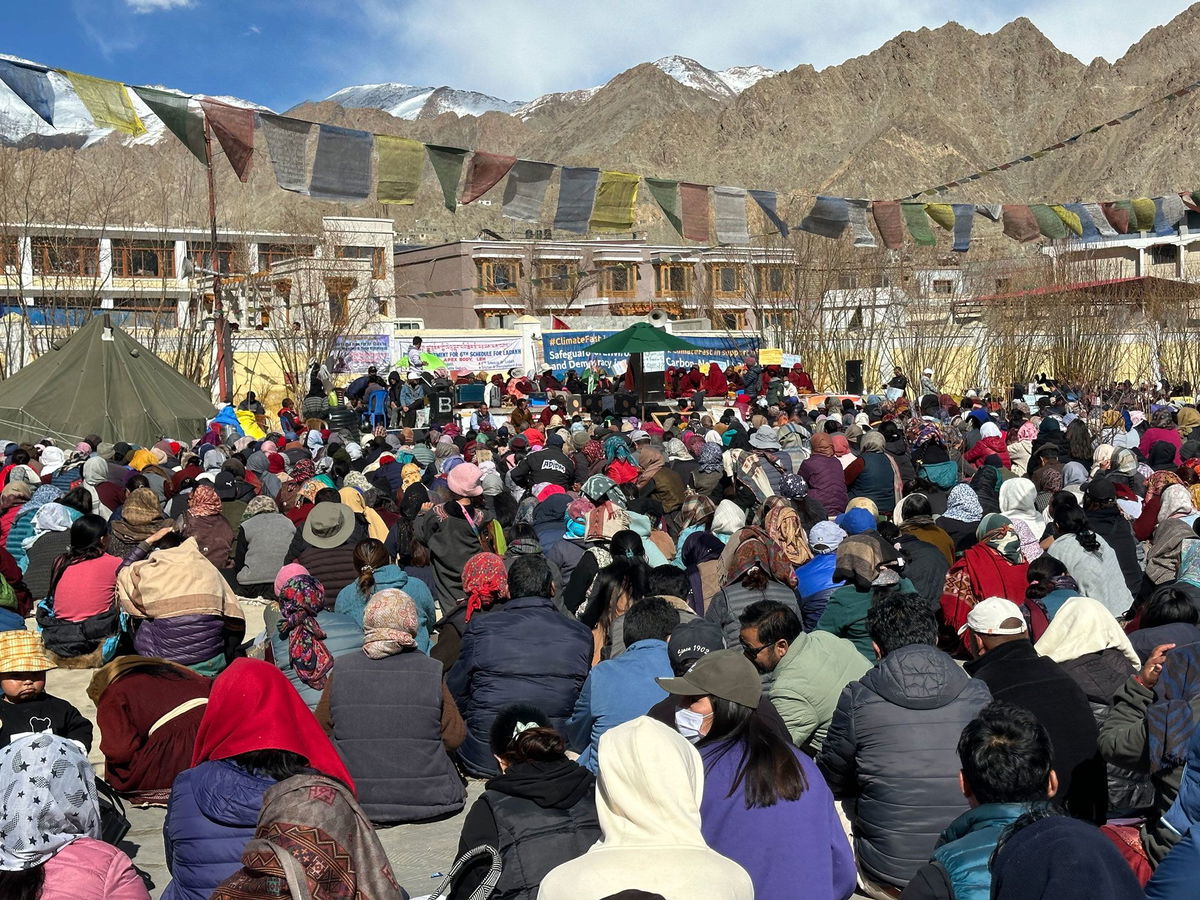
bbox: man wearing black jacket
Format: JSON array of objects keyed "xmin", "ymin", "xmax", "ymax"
[
  {"xmin": 962, "ymin": 597, "xmax": 1107, "ymax": 825},
  {"xmin": 509, "ymin": 433, "xmax": 573, "ymax": 490}
]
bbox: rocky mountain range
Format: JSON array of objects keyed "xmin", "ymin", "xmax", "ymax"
[{"xmin": 7, "ymin": 6, "xmax": 1200, "ymax": 238}]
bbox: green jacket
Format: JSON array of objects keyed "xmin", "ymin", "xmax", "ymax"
[
  {"xmin": 816, "ymin": 578, "xmax": 917, "ymax": 662},
  {"xmin": 769, "ymin": 629, "xmax": 872, "ymax": 753},
  {"xmin": 1098, "ymin": 676, "xmax": 1200, "ymax": 865}
]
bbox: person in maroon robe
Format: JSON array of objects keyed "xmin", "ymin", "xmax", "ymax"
[
  {"xmin": 705, "ymin": 363, "xmax": 729, "ymax": 398},
  {"xmin": 789, "ymin": 363, "xmax": 816, "ymax": 393}
]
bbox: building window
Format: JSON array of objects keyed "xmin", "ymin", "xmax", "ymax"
[
  {"xmin": 536, "ymin": 262, "xmax": 575, "ymax": 297},
  {"xmin": 477, "ymin": 260, "xmax": 518, "ymax": 294},
  {"xmin": 191, "ymin": 242, "xmax": 244, "ymax": 274},
  {"xmin": 709, "ymin": 264, "xmax": 742, "ymax": 298},
  {"xmin": 655, "ymin": 263, "xmax": 693, "ymax": 297},
  {"xmin": 754, "ymin": 265, "xmax": 788, "ymax": 297},
  {"xmin": 259, "ymin": 243, "xmax": 315, "ymax": 270},
  {"xmin": 0, "ymin": 238, "xmax": 17, "ymax": 274},
  {"xmin": 601, "ymin": 263, "xmax": 636, "ymax": 297},
  {"xmin": 325, "ymin": 277, "xmax": 355, "ymax": 324},
  {"xmin": 111, "ymin": 240, "xmax": 175, "ymax": 278},
  {"xmin": 336, "ymin": 245, "xmax": 388, "ymax": 280},
  {"xmin": 30, "ymin": 238, "xmax": 100, "ymax": 277},
  {"xmin": 109, "ymin": 297, "xmax": 177, "ymax": 329},
  {"xmin": 376, "ymin": 297, "xmax": 390, "ymax": 317},
  {"xmin": 931, "ymin": 279, "xmax": 954, "ymax": 295},
  {"xmin": 720, "ymin": 312, "xmax": 747, "ymax": 330},
  {"xmin": 837, "ymin": 273, "xmax": 857, "ymax": 290}
]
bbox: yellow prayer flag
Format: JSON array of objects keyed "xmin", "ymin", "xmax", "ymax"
[
  {"xmin": 376, "ymin": 135, "xmax": 425, "ymax": 205},
  {"xmin": 589, "ymin": 171, "xmax": 640, "ymax": 232},
  {"xmin": 60, "ymin": 70, "xmax": 146, "ymax": 136},
  {"xmin": 1049, "ymin": 204, "xmax": 1083, "ymax": 236},
  {"xmin": 1131, "ymin": 197, "xmax": 1157, "ymax": 233},
  {"xmin": 923, "ymin": 203, "xmax": 956, "ymax": 230}
]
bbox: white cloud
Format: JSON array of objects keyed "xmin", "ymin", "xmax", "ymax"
[
  {"xmin": 125, "ymin": 0, "xmax": 194, "ymax": 12},
  {"xmin": 246, "ymin": 23, "xmax": 262, "ymax": 36},
  {"xmin": 331, "ymin": 0, "xmax": 1194, "ymax": 100}
]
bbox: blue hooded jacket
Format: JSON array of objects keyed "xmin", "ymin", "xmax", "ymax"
[{"xmin": 333, "ymin": 563, "xmax": 437, "ymax": 652}]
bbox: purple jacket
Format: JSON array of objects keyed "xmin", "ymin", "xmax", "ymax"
[
  {"xmin": 700, "ymin": 740, "xmax": 855, "ymax": 900},
  {"xmin": 134, "ymin": 614, "xmax": 226, "ymax": 666},
  {"xmin": 800, "ymin": 455, "xmax": 849, "ymax": 516}
]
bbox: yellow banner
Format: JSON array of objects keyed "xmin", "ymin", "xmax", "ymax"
[{"xmin": 759, "ymin": 347, "xmax": 783, "ymax": 365}]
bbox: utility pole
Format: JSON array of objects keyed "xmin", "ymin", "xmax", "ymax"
[{"xmin": 203, "ymin": 116, "xmax": 232, "ymax": 404}]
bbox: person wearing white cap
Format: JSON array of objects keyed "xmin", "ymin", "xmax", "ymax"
[
  {"xmin": 920, "ymin": 368, "xmax": 938, "ymax": 397},
  {"xmin": 963, "ymin": 597, "xmax": 1108, "ymax": 824}
]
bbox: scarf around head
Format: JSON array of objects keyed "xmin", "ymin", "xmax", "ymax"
[
  {"xmin": 462, "ymin": 552, "xmax": 509, "ymax": 622},
  {"xmin": 241, "ymin": 494, "xmax": 278, "ymax": 521},
  {"xmin": 766, "ymin": 504, "xmax": 814, "ymax": 567},
  {"xmin": 582, "ymin": 474, "xmax": 627, "ymax": 508},
  {"xmin": 0, "ymin": 733, "xmax": 101, "ymax": 871},
  {"xmin": 976, "ymin": 513, "xmax": 1022, "ymax": 563},
  {"xmin": 604, "ymin": 435, "xmax": 637, "ymax": 465},
  {"xmin": 697, "ymin": 442, "xmax": 723, "ymax": 473},
  {"xmin": 943, "ymin": 483, "xmax": 984, "ymax": 522},
  {"xmin": 720, "ymin": 526, "xmax": 798, "ymax": 588},
  {"xmin": 111, "ymin": 487, "xmax": 170, "ymax": 543},
  {"xmin": 362, "ymin": 589, "xmax": 418, "ymax": 659},
  {"xmin": 276, "ymin": 574, "xmax": 333, "ymax": 689},
  {"xmin": 210, "ymin": 774, "xmax": 400, "ymax": 900},
  {"xmin": 189, "ymin": 484, "xmax": 223, "ymax": 517}
]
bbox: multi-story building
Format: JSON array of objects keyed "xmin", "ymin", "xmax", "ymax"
[{"xmin": 0, "ymin": 216, "xmax": 398, "ymax": 336}]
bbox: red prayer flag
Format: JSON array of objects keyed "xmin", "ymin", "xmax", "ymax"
[
  {"xmin": 199, "ymin": 99, "xmax": 255, "ymax": 182},
  {"xmin": 461, "ymin": 150, "xmax": 517, "ymax": 204},
  {"xmin": 680, "ymin": 183, "xmax": 711, "ymax": 242}
]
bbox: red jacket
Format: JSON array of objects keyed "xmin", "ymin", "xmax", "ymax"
[{"xmin": 965, "ymin": 436, "xmax": 1012, "ymax": 469}]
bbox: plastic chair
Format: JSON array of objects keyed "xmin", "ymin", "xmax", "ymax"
[{"xmin": 364, "ymin": 390, "xmax": 388, "ymax": 429}]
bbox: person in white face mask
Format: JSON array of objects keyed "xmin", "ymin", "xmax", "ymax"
[{"xmin": 656, "ymin": 649, "xmax": 856, "ymax": 900}]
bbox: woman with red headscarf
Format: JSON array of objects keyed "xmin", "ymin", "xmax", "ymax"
[
  {"xmin": 705, "ymin": 362, "xmax": 729, "ymax": 399},
  {"xmin": 162, "ymin": 658, "xmax": 353, "ymax": 900},
  {"xmin": 430, "ymin": 551, "xmax": 510, "ymax": 672}
]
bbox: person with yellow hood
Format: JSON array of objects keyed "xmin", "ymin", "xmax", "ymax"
[
  {"xmin": 338, "ymin": 471, "xmax": 388, "ymax": 543},
  {"xmin": 538, "ymin": 716, "xmax": 753, "ymax": 900}
]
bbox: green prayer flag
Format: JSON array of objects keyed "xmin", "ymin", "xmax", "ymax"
[
  {"xmin": 1030, "ymin": 204, "xmax": 1067, "ymax": 239},
  {"xmin": 589, "ymin": 171, "xmax": 640, "ymax": 232},
  {"xmin": 133, "ymin": 86, "xmax": 206, "ymax": 164},
  {"xmin": 901, "ymin": 202, "xmax": 936, "ymax": 246},
  {"xmin": 645, "ymin": 177, "xmax": 683, "ymax": 235},
  {"xmin": 426, "ymin": 145, "xmax": 468, "ymax": 212},
  {"xmin": 376, "ymin": 135, "xmax": 425, "ymax": 205},
  {"xmin": 923, "ymin": 203, "xmax": 955, "ymax": 230},
  {"xmin": 1132, "ymin": 197, "xmax": 1156, "ymax": 232}
]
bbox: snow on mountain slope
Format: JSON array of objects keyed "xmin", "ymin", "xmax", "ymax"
[
  {"xmin": 651, "ymin": 56, "xmax": 777, "ymax": 99},
  {"xmin": 324, "ymin": 82, "xmax": 522, "ymax": 120}
]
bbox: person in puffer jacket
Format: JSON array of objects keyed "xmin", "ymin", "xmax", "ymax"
[
  {"xmin": 795, "ymin": 521, "xmax": 847, "ymax": 631},
  {"xmin": 116, "ymin": 533, "xmax": 246, "ymax": 676},
  {"xmin": 817, "ymin": 594, "xmax": 991, "ymax": 895},
  {"xmin": 963, "ymin": 422, "xmax": 1012, "ymax": 470},
  {"xmin": 800, "ymin": 433, "xmax": 849, "ymax": 515},
  {"xmin": 162, "ymin": 658, "xmax": 355, "ymax": 900}
]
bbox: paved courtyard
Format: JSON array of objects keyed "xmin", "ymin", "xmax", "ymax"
[{"xmin": 49, "ymin": 598, "xmax": 869, "ymax": 899}]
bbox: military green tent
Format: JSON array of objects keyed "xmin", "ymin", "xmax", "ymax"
[{"xmin": 0, "ymin": 314, "xmax": 215, "ymax": 447}]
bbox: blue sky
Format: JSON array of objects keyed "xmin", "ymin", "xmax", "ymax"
[{"xmin": 5, "ymin": 0, "xmax": 1195, "ymax": 110}]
